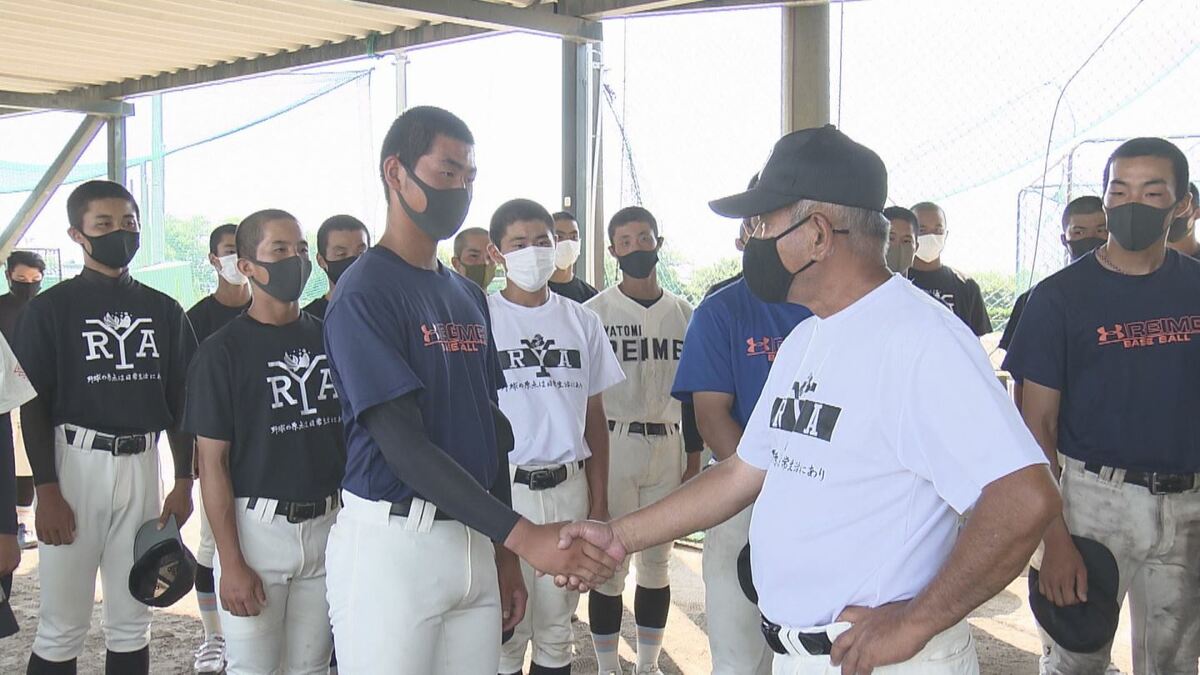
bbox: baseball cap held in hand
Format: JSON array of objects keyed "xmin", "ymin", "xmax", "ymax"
[
  {"xmin": 1028, "ymin": 535, "xmax": 1120, "ymax": 653},
  {"xmin": 129, "ymin": 514, "xmax": 197, "ymax": 608}
]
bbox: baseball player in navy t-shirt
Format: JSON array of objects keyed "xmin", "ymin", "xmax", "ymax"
[
  {"xmin": 1005, "ymin": 137, "xmax": 1200, "ymax": 672},
  {"xmin": 321, "ymin": 106, "xmax": 617, "ymax": 675}
]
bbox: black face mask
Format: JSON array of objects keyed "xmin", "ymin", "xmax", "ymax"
[
  {"xmin": 617, "ymin": 249, "xmax": 659, "ymax": 280},
  {"xmin": 9, "ymin": 280, "xmax": 40, "ymax": 302},
  {"xmin": 1106, "ymin": 202, "xmax": 1172, "ymax": 252},
  {"xmin": 1168, "ymin": 216, "xmax": 1192, "ymax": 243},
  {"xmin": 1066, "ymin": 237, "xmax": 1105, "ymax": 262},
  {"xmin": 396, "ymin": 169, "xmax": 472, "ymax": 241},
  {"xmin": 743, "ymin": 215, "xmax": 847, "ymax": 304},
  {"xmin": 250, "ymin": 255, "xmax": 312, "ymax": 303},
  {"xmin": 324, "ymin": 256, "xmax": 359, "ymax": 285},
  {"xmin": 82, "ymin": 230, "xmax": 140, "ymax": 269}
]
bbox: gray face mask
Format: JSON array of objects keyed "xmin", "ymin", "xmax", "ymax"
[
  {"xmin": 886, "ymin": 241, "xmax": 916, "ymax": 275},
  {"xmin": 396, "ymin": 170, "xmax": 472, "ymax": 242}
]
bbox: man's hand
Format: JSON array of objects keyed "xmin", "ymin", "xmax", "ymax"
[
  {"xmin": 219, "ymin": 559, "xmax": 266, "ymax": 617},
  {"xmin": 506, "ymin": 520, "xmax": 619, "ymax": 589},
  {"xmin": 496, "ymin": 548, "xmax": 528, "ymax": 632},
  {"xmin": 831, "ymin": 602, "xmax": 930, "ymax": 675},
  {"xmin": 553, "ymin": 520, "xmax": 628, "ymax": 592},
  {"xmin": 35, "ymin": 484, "xmax": 76, "ymax": 545},
  {"xmin": 159, "ymin": 478, "xmax": 194, "ymax": 528},
  {"xmin": 0, "ymin": 534, "xmax": 19, "ymax": 576},
  {"xmin": 1037, "ymin": 528, "xmax": 1088, "ymax": 607}
]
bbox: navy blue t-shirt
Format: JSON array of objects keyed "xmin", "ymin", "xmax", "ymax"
[
  {"xmin": 1003, "ymin": 250, "xmax": 1200, "ymax": 473},
  {"xmin": 672, "ymin": 278, "xmax": 812, "ymax": 428},
  {"xmin": 324, "ymin": 246, "xmax": 505, "ymax": 503}
]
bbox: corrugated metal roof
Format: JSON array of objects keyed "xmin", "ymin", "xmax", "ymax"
[{"xmin": 0, "ymin": 0, "xmax": 546, "ymax": 96}]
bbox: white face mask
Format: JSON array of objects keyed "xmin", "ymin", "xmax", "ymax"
[
  {"xmin": 503, "ymin": 245, "xmax": 558, "ymax": 292},
  {"xmin": 218, "ymin": 253, "xmax": 248, "ymax": 285},
  {"xmin": 555, "ymin": 239, "xmax": 581, "ymax": 270},
  {"xmin": 915, "ymin": 233, "xmax": 946, "ymax": 263}
]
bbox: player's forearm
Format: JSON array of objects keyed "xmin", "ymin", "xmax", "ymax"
[
  {"xmin": 0, "ymin": 423, "xmax": 16, "ymax": 535},
  {"xmin": 904, "ymin": 464, "xmax": 1060, "ymax": 641},
  {"xmin": 198, "ymin": 444, "xmax": 246, "ymax": 568},
  {"xmin": 165, "ymin": 426, "xmax": 195, "ymax": 480},
  {"xmin": 583, "ymin": 398, "xmax": 609, "ymax": 516},
  {"xmin": 694, "ymin": 407, "xmax": 742, "ymax": 462},
  {"xmin": 613, "ymin": 455, "xmax": 763, "ymax": 553},
  {"xmin": 20, "ymin": 396, "xmax": 57, "ymax": 485},
  {"xmin": 489, "ymin": 402, "xmax": 514, "ymax": 509}
]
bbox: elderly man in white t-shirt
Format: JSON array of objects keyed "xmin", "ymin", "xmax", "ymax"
[{"xmin": 557, "ymin": 125, "xmax": 1061, "ymax": 674}]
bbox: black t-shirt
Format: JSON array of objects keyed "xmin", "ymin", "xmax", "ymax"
[
  {"xmin": 549, "ymin": 277, "xmax": 598, "ymax": 304},
  {"xmin": 0, "ymin": 293, "xmax": 29, "ymax": 342},
  {"xmin": 704, "ymin": 272, "xmax": 743, "ymax": 299},
  {"xmin": 184, "ymin": 313, "xmax": 345, "ymax": 501},
  {"xmin": 1003, "ymin": 250, "xmax": 1200, "ymax": 473},
  {"xmin": 999, "ymin": 289, "xmax": 1030, "ymax": 351},
  {"xmin": 303, "ymin": 296, "xmax": 329, "ymax": 320},
  {"xmin": 187, "ymin": 295, "xmax": 250, "ymax": 345},
  {"xmin": 12, "ymin": 269, "xmax": 196, "ymax": 435},
  {"xmin": 908, "ymin": 265, "xmax": 993, "ymax": 336}
]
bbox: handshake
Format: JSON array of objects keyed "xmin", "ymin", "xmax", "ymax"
[{"xmin": 506, "ymin": 519, "xmax": 631, "ymax": 592}]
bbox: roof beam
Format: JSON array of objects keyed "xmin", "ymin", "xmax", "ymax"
[
  {"xmin": 0, "ymin": 90, "xmax": 134, "ymax": 116},
  {"xmin": 66, "ymin": 22, "xmax": 489, "ymax": 100},
  {"xmin": 558, "ymin": 0, "xmax": 787, "ymax": 19},
  {"xmin": 349, "ymin": 0, "xmax": 602, "ymax": 42}
]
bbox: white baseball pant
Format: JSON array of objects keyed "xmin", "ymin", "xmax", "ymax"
[
  {"xmin": 213, "ymin": 497, "xmax": 336, "ymax": 675},
  {"xmin": 326, "ymin": 491, "xmax": 501, "ymax": 675},
  {"xmin": 597, "ymin": 424, "xmax": 683, "ymax": 596},
  {"xmin": 704, "ymin": 504, "xmax": 772, "ymax": 675},
  {"xmin": 1040, "ymin": 457, "xmax": 1200, "ymax": 674},
  {"xmin": 771, "ymin": 621, "xmax": 977, "ymax": 674},
  {"xmin": 33, "ymin": 426, "xmax": 161, "ymax": 661},
  {"xmin": 499, "ymin": 463, "xmax": 589, "ymax": 673},
  {"xmin": 196, "ymin": 486, "xmax": 216, "ymax": 568}
]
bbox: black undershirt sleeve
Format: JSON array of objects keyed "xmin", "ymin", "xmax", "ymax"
[
  {"xmin": 0, "ymin": 416, "xmax": 14, "ymax": 535},
  {"xmin": 361, "ymin": 393, "xmax": 520, "ymax": 543},
  {"xmin": 681, "ymin": 401, "xmax": 703, "ymax": 453},
  {"xmin": 489, "ymin": 401, "xmax": 514, "ymax": 509},
  {"xmin": 165, "ymin": 304, "xmax": 199, "ymax": 480},
  {"xmin": 20, "ymin": 397, "xmax": 55, "ymax": 486}
]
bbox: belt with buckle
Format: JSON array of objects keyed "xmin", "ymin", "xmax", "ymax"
[
  {"xmin": 761, "ymin": 617, "xmax": 834, "ymax": 656},
  {"xmin": 514, "ymin": 461, "xmax": 584, "ymax": 491},
  {"xmin": 389, "ymin": 496, "xmax": 455, "ymax": 521},
  {"xmin": 248, "ymin": 493, "xmax": 340, "ymax": 524},
  {"xmin": 1083, "ymin": 462, "xmax": 1198, "ymax": 495},
  {"xmin": 64, "ymin": 426, "xmax": 150, "ymax": 456},
  {"xmin": 608, "ymin": 421, "xmax": 675, "ymax": 436}
]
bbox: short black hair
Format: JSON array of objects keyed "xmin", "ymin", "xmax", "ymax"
[
  {"xmin": 66, "ymin": 180, "xmax": 139, "ymax": 230},
  {"xmin": 489, "ymin": 199, "xmax": 555, "ymax": 247},
  {"xmin": 454, "ymin": 227, "xmax": 490, "ymax": 259},
  {"xmin": 378, "ymin": 106, "xmax": 475, "ymax": 201},
  {"xmin": 883, "ymin": 206, "xmax": 919, "ymax": 230},
  {"xmin": 7, "ymin": 250, "xmax": 45, "ymax": 274},
  {"xmin": 236, "ymin": 209, "xmax": 297, "ymax": 259},
  {"xmin": 551, "ymin": 211, "xmax": 576, "ymax": 223},
  {"xmin": 208, "ymin": 223, "xmax": 238, "ymax": 257},
  {"xmin": 1061, "ymin": 196, "xmax": 1104, "ymax": 230},
  {"xmin": 1103, "ymin": 137, "xmax": 1190, "ymax": 201},
  {"xmin": 317, "ymin": 215, "xmax": 370, "ymax": 258},
  {"xmin": 608, "ymin": 206, "xmax": 659, "ymax": 242}
]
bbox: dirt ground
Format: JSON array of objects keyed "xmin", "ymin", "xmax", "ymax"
[{"xmin": 2, "ymin": 530, "xmax": 1137, "ymax": 674}]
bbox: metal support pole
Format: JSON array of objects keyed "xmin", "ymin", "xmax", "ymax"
[
  {"xmin": 147, "ymin": 94, "xmax": 166, "ymax": 266},
  {"xmin": 106, "ymin": 115, "xmax": 127, "ymax": 186},
  {"xmin": 781, "ymin": 3, "xmax": 830, "ymax": 132},
  {"xmin": 562, "ymin": 40, "xmax": 603, "ymax": 286},
  {"xmin": 0, "ymin": 115, "xmax": 107, "ymax": 259},
  {"xmin": 395, "ymin": 51, "xmax": 409, "ymax": 116}
]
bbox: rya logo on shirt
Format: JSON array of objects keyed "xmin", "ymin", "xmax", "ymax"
[
  {"xmin": 769, "ymin": 375, "xmax": 841, "ymax": 442},
  {"xmin": 500, "ymin": 334, "xmax": 582, "ymax": 378},
  {"xmin": 82, "ymin": 312, "xmax": 159, "ymax": 371},
  {"xmin": 925, "ymin": 289, "xmax": 957, "ymax": 312},
  {"xmin": 265, "ymin": 348, "xmax": 337, "ymax": 415}
]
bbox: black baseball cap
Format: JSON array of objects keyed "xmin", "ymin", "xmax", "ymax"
[
  {"xmin": 1028, "ymin": 535, "xmax": 1121, "ymax": 653},
  {"xmin": 710, "ymin": 125, "xmax": 888, "ymax": 218},
  {"xmin": 737, "ymin": 543, "xmax": 757, "ymax": 604},
  {"xmin": 128, "ymin": 515, "xmax": 197, "ymax": 608}
]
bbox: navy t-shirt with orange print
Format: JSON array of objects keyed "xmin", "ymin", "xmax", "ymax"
[
  {"xmin": 324, "ymin": 245, "xmax": 506, "ymax": 503},
  {"xmin": 1003, "ymin": 249, "xmax": 1200, "ymax": 473}
]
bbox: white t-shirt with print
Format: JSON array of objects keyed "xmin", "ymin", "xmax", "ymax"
[
  {"xmin": 0, "ymin": 333, "xmax": 35, "ymax": 414},
  {"xmin": 490, "ymin": 292, "xmax": 625, "ymax": 467},
  {"xmin": 738, "ymin": 275, "xmax": 1046, "ymax": 628}
]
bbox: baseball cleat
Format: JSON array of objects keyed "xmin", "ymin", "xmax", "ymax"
[{"xmin": 193, "ymin": 635, "xmax": 227, "ymax": 673}]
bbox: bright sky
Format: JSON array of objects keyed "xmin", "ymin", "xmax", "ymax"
[{"xmin": 2, "ymin": 0, "xmax": 1198, "ymax": 280}]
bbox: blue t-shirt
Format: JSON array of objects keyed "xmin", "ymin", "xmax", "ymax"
[
  {"xmin": 671, "ymin": 278, "xmax": 812, "ymax": 428},
  {"xmin": 1003, "ymin": 250, "xmax": 1200, "ymax": 473},
  {"xmin": 324, "ymin": 246, "xmax": 505, "ymax": 502}
]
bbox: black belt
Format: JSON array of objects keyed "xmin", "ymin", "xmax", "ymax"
[
  {"xmin": 608, "ymin": 421, "xmax": 675, "ymax": 436},
  {"xmin": 247, "ymin": 493, "xmax": 340, "ymax": 524},
  {"xmin": 1083, "ymin": 462, "xmax": 1198, "ymax": 495},
  {"xmin": 761, "ymin": 616, "xmax": 833, "ymax": 656},
  {"xmin": 64, "ymin": 427, "xmax": 150, "ymax": 456},
  {"xmin": 514, "ymin": 461, "xmax": 584, "ymax": 491},
  {"xmin": 389, "ymin": 497, "xmax": 455, "ymax": 521}
]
